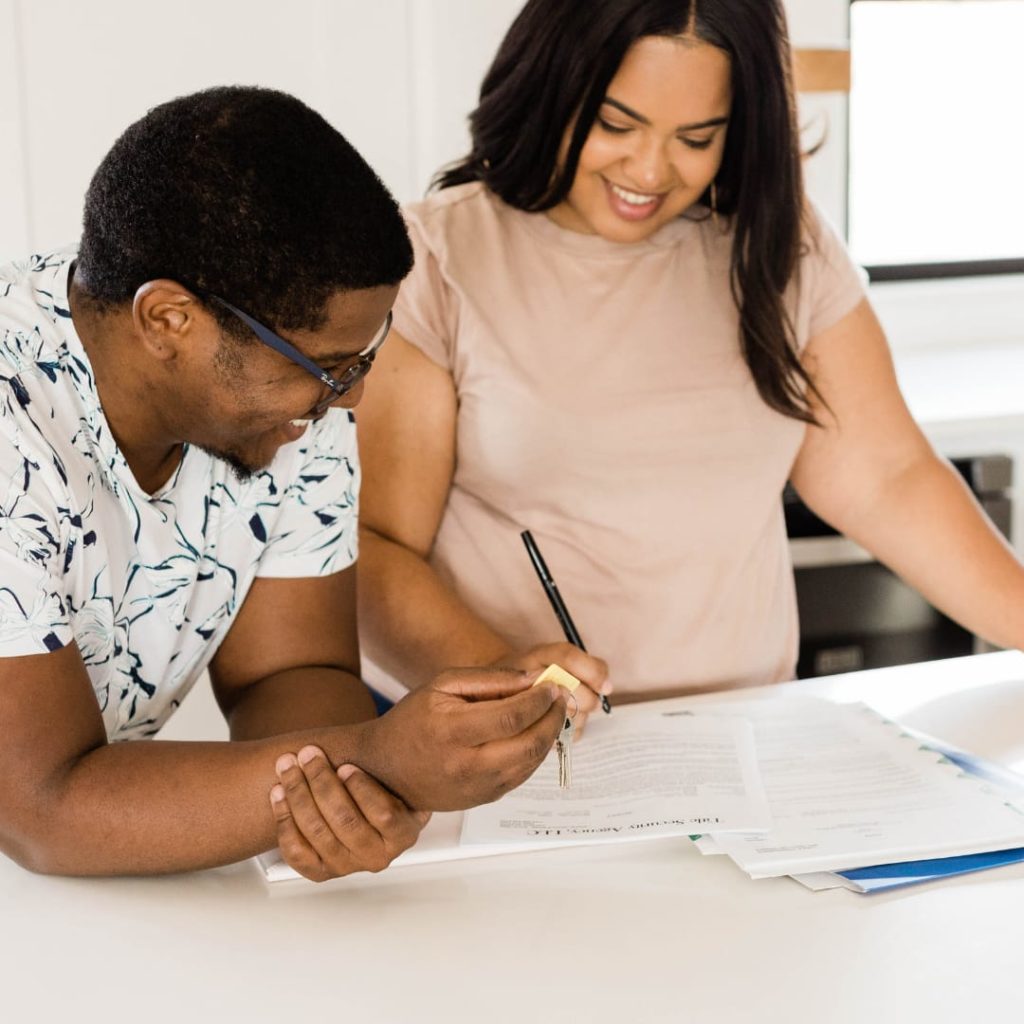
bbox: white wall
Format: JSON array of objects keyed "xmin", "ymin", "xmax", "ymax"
[
  {"xmin": 0, "ymin": 1, "xmax": 30, "ymax": 253},
  {"xmin": 0, "ymin": 0, "xmax": 849, "ymax": 257},
  {"xmin": 406, "ymin": 0, "xmax": 523, "ymax": 195},
  {"xmin": 1, "ymin": 0, "xmax": 418, "ymax": 256},
  {"xmin": 785, "ymin": 0, "xmax": 848, "ymax": 43},
  {"xmin": 2, "ymin": 0, "xmax": 1020, "ymax": 358},
  {"xmin": 785, "ymin": 0, "xmax": 849, "ymax": 232}
]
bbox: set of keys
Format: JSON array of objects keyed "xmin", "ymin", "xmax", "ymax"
[
  {"xmin": 534, "ymin": 664, "xmax": 580, "ymax": 791},
  {"xmin": 556, "ymin": 712, "xmax": 575, "ymax": 789}
]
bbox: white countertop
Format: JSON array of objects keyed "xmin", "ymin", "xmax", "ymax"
[
  {"xmin": 895, "ymin": 343, "xmax": 1024, "ymax": 438},
  {"xmin": 7, "ymin": 651, "xmax": 1024, "ymax": 1024}
]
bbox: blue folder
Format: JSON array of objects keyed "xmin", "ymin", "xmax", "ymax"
[{"xmin": 838, "ymin": 846, "xmax": 1024, "ymax": 893}]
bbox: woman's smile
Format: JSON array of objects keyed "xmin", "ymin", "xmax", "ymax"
[{"xmin": 603, "ymin": 177, "xmax": 671, "ymax": 221}]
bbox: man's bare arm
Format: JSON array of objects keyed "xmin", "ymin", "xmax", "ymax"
[
  {"xmin": 209, "ymin": 569, "xmax": 376, "ymax": 739},
  {"xmin": 0, "ymin": 569, "xmax": 566, "ymax": 877},
  {"xmin": 0, "ymin": 641, "xmax": 376, "ymax": 875}
]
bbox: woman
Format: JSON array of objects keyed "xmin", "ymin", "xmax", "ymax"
[{"xmin": 355, "ymin": 0, "xmax": 1024, "ymax": 719}]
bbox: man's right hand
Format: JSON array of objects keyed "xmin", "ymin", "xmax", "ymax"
[{"xmin": 358, "ymin": 668, "xmax": 568, "ymax": 811}]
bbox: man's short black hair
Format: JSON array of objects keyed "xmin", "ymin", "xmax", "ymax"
[{"xmin": 76, "ymin": 85, "xmax": 413, "ymax": 336}]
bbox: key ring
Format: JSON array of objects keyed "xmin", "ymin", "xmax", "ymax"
[
  {"xmin": 565, "ymin": 691, "xmax": 579, "ymax": 721},
  {"xmin": 563, "ymin": 691, "xmax": 579, "ymax": 731}
]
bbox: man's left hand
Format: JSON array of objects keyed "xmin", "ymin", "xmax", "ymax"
[{"xmin": 270, "ymin": 745, "xmax": 430, "ymax": 882}]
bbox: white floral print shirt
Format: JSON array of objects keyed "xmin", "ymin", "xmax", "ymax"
[{"xmin": 0, "ymin": 252, "xmax": 359, "ymax": 739}]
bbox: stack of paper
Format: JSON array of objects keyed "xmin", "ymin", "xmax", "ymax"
[
  {"xmin": 784, "ymin": 732, "xmax": 1024, "ymax": 893},
  {"xmin": 256, "ymin": 695, "xmax": 1024, "ymax": 894},
  {"xmin": 687, "ymin": 698, "xmax": 1024, "ymax": 893}
]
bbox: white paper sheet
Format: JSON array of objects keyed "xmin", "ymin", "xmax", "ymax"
[
  {"xmin": 693, "ymin": 834, "xmax": 726, "ymax": 856},
  {"xmin": 788, "ymin": 872, "xmax": 856, "ymax": 892},
  {"xmin": 699, "ymin": 698, "xmax": 1024, "ymax": 878},
  {"xmin": 460, "ymin": 711, "xmax": 771, "ymax": 846},
  {"xmin": 257, "ymin": 708, "xmax": 770, "ymax": 885},
  {"xmin": 257, "ymin": 810, "xmax": 588, "ymax": 883}
]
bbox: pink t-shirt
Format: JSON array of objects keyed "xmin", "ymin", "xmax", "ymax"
[{"xmin": 375, "ymin": 181, "xmax": 866, "ymax": 699}]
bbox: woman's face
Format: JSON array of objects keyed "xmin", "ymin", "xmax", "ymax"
[{"xmin": 548, "ymin": 35, "xmax": 733, "ymax": 242}]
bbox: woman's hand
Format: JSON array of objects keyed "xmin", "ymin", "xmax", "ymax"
[{"xmin": 490, "ymin": 643, "xmax": 611, "ymax": 737}]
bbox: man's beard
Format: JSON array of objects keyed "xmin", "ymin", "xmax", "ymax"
[{"xmin": 195, "ymin": 443, "xmax": 260, "ymax": 482}]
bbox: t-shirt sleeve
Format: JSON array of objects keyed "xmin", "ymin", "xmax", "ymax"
[
  {"xmin": 0, "ymin": 434, "xmax": 73, "ymax": 656},
  {"xmin": 799, "ymin": 201, "xmax": 870, "ymax": 347},
  {"xmin": 255, "ymin": 410, "xmax": 361, "ymax": 578},
  {"xmin": 392, "ymin": 208, "xmax": 459, "ymax": 371}
]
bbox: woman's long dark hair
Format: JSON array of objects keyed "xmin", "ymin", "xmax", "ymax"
[{"xmin": 436, "ymin": 0, "xmax": 820, "ymax": 424}]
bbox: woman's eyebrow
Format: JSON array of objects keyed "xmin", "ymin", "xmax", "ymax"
[{"xmin": 602, "ymin": 97, "xmax": 729, "ymax": 132}]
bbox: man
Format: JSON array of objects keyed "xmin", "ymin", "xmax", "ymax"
[{"xmin": 0, "ymin": 86, "xmax": 568, "ymax": 881}]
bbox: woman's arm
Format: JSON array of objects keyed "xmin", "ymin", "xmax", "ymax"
[
  {"xmin": 357, "ymin": 330, "xmax": 609, "ymax": 702},
  {"xmin": 357, "ymin": 330, "xmax": 509, "ymax": 682},
  {"xmin": 790, "ymin": 298, "xmax": 1024, "ymax": 650}
]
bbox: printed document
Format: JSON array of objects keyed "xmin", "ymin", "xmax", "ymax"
[
  {"xmin": 700, "ymin": 698, "xmax": 1024, "ymax": 878},
  {"xmin": 461, "ymin": 709, "xmax": 771, "ymax": 845},
  {"xmin": 258, "ymin": 810, "xmax": 581, "ymax": 883},
  {"xmin": 258, "ymin": 708, "xmax": 770, "ymax": 884}
]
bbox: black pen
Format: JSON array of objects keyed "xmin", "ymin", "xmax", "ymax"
[{"xmin": 520, "ymin": 529, "xmax": 611, "ymax": 713}]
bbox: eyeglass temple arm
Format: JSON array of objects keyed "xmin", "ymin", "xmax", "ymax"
[{"xmin": 210, "ymin": 295, "xmax": 340, "ymax": 388}]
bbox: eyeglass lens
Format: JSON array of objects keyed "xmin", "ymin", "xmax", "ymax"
[
  {"xmin": 312, "ymin": 359, "xmax": 372, "ymax": 414},
  {"xmin": 312, "ymin": 313, "xmax": 390, "ymax": 413}
]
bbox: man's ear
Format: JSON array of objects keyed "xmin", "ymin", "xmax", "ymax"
[{"xmin": 131, "ymin": 280, "xmax": 208, "ymax": 362}]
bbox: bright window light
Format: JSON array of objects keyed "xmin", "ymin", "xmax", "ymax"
[{"xmin": 849, "ymin": 1, "xmax": 1024, "ymax": 268}]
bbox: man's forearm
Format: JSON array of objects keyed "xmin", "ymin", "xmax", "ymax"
[
  {"xmin": 221, "ymin": 666, "xmax": 379, "ymax": 740},
  {"xmin": 17, "ymin": 720, "xmax": 372, "ymax": 877}
]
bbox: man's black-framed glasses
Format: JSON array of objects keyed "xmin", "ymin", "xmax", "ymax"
[{"xmin": 209, "ymin": 294, "xmax": 392, "ymax": 415}]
